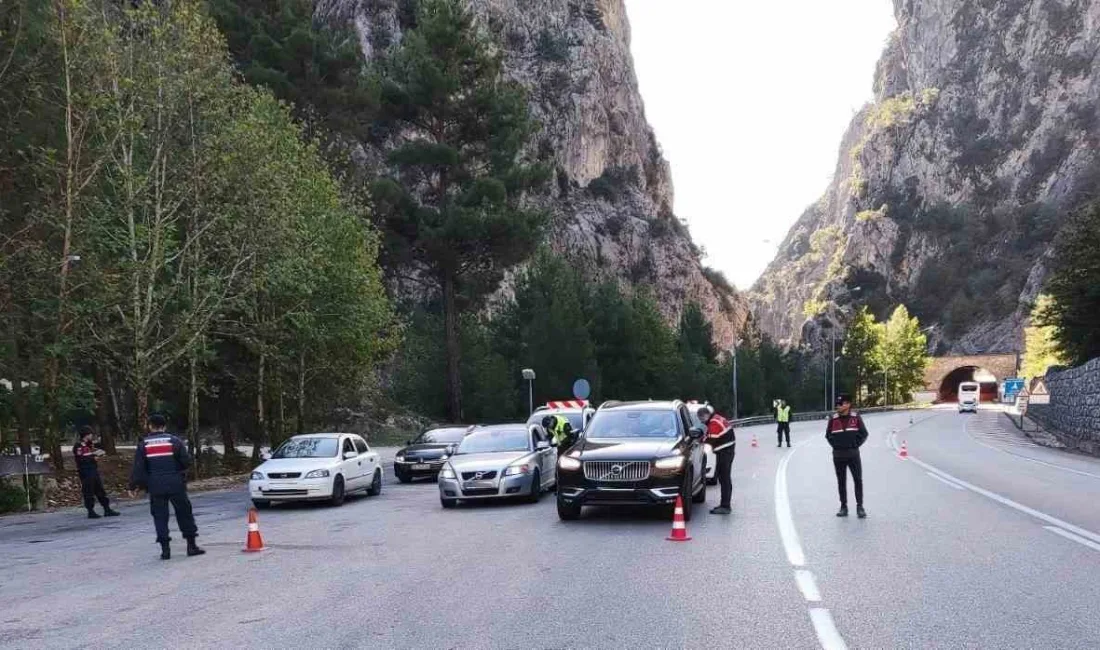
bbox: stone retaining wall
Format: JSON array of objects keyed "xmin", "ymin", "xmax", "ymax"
[{"xmin": 1027, "ymin": 357, "xmax": 1100, "ymax": 456}]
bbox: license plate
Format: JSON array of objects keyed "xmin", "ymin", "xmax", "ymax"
[
  {"xmin": 412, "ymin": 464, "xmax": 431, "ymax": 470},
  {"xmin": 465, "ymin": 480, "xmax": 493, "ymax": 489}
]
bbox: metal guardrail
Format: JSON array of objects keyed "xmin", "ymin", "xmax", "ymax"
[{"xmin": 730, "ymin": 404, "xmax": 925, "ymax": 428}]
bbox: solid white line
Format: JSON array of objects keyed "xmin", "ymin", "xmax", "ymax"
[
  {"xmin": 795, "ymin": 569, "xmax": 821, "ymax": 601},
  {"xmin": 809, "ymin": 608, "xmax": 848, "ymax": 650},
  {"xmin": 775, "ymin": 445, "xmax": 806, "ymax": 567},
  {"xmin": 963, "ymin": 417, "xmax": 1100, "ymax": 480},
  {"xmin": 1044, "ymin": 526, "xmax": 1100, "ymax": 553},
  {"xmin": 925, "ymin": 471, "xmax": 965, "ymax": 490}
]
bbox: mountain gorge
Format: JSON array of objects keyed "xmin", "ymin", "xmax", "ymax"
[{"xmin": 752, "ymin": 0, "xmax": 1100, "ymax": 354}]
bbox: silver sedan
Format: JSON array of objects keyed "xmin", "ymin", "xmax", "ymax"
[{"xmin": 438, "ymin": 424, "xmax": 557, "ymax": 508}]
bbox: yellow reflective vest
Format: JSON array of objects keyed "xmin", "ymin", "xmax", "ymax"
[{"xmin": 777, "ymin": 406, "xmax": 791, "ymax": 423}]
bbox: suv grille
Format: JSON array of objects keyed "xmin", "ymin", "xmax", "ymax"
[{"xmin": 583, "ymin": 461, "xmax": 649, "ymax": 482}]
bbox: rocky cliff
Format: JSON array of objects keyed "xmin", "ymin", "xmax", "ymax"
[
  {"xmin": 319, "ymin": 0, "xmax": 748, "ymax": 347},
  {"xmin": 752, "ymin": 0, "xmax": 1100, "ymax": 354}
]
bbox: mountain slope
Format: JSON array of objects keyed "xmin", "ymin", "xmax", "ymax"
[{"xmin": 752, "ymin": 0, "xmax": 1100, "ymax": 353}]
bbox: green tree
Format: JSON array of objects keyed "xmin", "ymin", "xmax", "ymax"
[
  {"xmin": 1022, "ymin": 295, "xmax": 1065, "ymax": 378},
  {"xmin": 368, "ymin": 0, "xmax": 547, "ymax": 421},
  {"xmin": 874, "ymin": 305, "xmax": 928, "ymax": 403},
  {"xmin": 842, "ymin": 306, "xmax": 882, "ymax": 406},
  {"xmin": 1042, "ymin": 202, "xmax": 1100, "ymax": 365}
]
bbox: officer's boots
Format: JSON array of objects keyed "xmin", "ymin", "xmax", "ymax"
[
  {"xmin": 87, "ymin": 510, "xmax": 101, "ymax": 519},
  {"xmin": 160, "ymin": 541, "xmax": 171, "ymax": 560},
  {"xmin": 186, "ymin": 537, "xmax": 206, "ymax": 557},
  {"xmin": 104, "ymin": 508, "xmax": 120, "ymax": 517}
]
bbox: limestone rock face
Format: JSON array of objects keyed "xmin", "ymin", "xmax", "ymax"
[
  {"xmin": 752, "ymin": 0, "xmax": 1100, "ymax": 353},
  {"xmin": 318, "ymin": 0, "xmax": 748, "ymax": 346}
]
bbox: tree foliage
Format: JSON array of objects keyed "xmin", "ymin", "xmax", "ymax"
[
  {"xmin": 1022, "ymin": 295, "xmax": 1066, "ymax": 378},
  {"xmin": 1042, "ymin": 202, "xmax": 1100, "ymax": 365}
]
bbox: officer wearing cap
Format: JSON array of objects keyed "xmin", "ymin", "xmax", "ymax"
[
  {"xmin": 72, "ymin": 426, "xmax": 120, "ymax": 519},
  {"xmin": 697, "ymin": 405, "xmax": 735, "ymax": 515},
  {"xmin": 129, "ymin": 413, "xmax": 204, "ymax": 559},
  {"xmin": 825, "ymin": 394, "xmax": 868, "ymax": 518}
]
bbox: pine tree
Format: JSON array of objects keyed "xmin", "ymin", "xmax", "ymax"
[{"xmin": 1042, "ymin": 202, "xmax": 1100, "ymax": 365}]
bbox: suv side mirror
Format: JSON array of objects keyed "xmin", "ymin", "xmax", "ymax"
[
  {"xmin": 536, "ymin": 440, "xmax": 550, "ymax": 450},
  {"xmin": 688, "ymin": 426, "xmax": 705, "ymax": 440},
  {"xmin": 343, "ymin": 451, "xmax": 357, "ymax": 460}
]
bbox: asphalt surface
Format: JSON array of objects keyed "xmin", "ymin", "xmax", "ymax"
[{"xmin": 2, "ymin": 408, "xmax": 1100, "ymax": 649}]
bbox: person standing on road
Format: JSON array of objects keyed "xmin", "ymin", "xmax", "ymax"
[
  {"xmin": 776, "ymin": 400, "xmax": 792, "ymax": 448},
  {"xmin": 698, "ymin": 405, "xmax": 735, "ymax": 515},
  {"xmin": 825, "ymin": 394, "xmax": 868, "ymax": 519},
  {"xmin": 129, "ymin": 414, "xmax": 205, "ymax": 560},
  {"xmin": 542, "ymin": 415, "xmax": 575, "ymax": 457},
  {"xmin": 73, "ymin": 426, "xmax": 120, "ymax": 519}
]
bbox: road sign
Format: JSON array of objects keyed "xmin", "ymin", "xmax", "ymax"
[
  {"xmin": 1003, "ymin": 378, "xmax": 1025, "ymax": 401},
  {"xmin": 572, "ymin": 378, "xmax": 591, "ymax": 401}
]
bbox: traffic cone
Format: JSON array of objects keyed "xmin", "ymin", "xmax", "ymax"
[
  {"xmin": 666, "ymin": 496, "xmax": 692, "ymax": 542},
  {"xmin": 242, "ymin": 508, "xmax": 267, "ymax": 552},
  {"xmin": 751, "ymin": 434, "xmax": 758, "ymax": 448},
  {"xmin": 898, "ymin": 440, "xmax": 909, "ymax": 459}
]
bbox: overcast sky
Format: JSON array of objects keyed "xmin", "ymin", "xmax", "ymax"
[{"xmin": 624, "ymin": 0, "xmax": 897, "ymax": 291}]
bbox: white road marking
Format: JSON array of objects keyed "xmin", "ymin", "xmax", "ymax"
[
  {"xmin": 795, "ymin": 569, "xmax": 821, "ymax": 601},
  {"xmin": 1044, "ymin": 526, "xmax": 1100, "ymax": 553},
  {"xmin": 775, "ymin": 445, "xmax": 806, "ymax": 567},
  {"xmin": 963, "ymin": 416, "xmax": 1100, "ymax": 480},
  {"xmin": 925, "ymin": 471, "xmax": 965, "ymax": 490},
  {"xmin": 809, "ymin": 608, "xmax": 848, "ymax": 650}
]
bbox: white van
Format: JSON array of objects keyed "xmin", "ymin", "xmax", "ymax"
[{"xmin": 958, "ymin": 381, "xmax": 980, "ymax": 413}]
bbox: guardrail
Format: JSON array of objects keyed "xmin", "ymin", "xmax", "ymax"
[{"xmin": 730, "ymin": 404, "xmax": 926, "ymax": 428}]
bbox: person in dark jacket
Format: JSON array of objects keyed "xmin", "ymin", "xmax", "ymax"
[
  {"xmin": 825, "ymin": 394, "xmax": 869, "ymax": 518},
  {"xmin": 698, "ymin": 405, "xmax": 735, "ymax": 515},
  {"xmin": 129, "ymin": 414, "xmax": 204, "ymax": 559},
  {"xmin": 73, "ymin": 426, "xmax": 120, "ymax": 519}
]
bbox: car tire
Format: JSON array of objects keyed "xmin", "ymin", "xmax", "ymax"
[
  {"xmin": 680, "ymin": 472, "xmax": 694, "ymax": 522},
  {"xmin": 525, "ymin": 470, "xmax": 541, "ymax": 504},
  {"xmin": 252, "ymin": 499, "xmax": 271, "ymax": 509},
  {"xmin": 367, "ymin": 469, "xmax": 383, "ymax": 496},
  {"xmin": 440, "ymin": 496, "xmax": 457, "ymax": 509},
  {"xmin": 693, "ymin": 474, "xmax": 707, "ymax": 504},
  {"xmin": 557, "ymin": 494, "xmax": 582, "ymax": 521},
  {"xmin": 329, "ymin": 476, "xmax": 346, "ymax": 507},
  {"xmin": 396, "ymin": 469, "xmax": 412, "ymax": 484}
]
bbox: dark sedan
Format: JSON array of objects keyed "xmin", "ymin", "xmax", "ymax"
[
  {"xmin": 394, "ymin": 426, "xmax": 468, "ymax": 483},
  {"xmin": 556, "ymin": 400, "xmax": 707, "ymax": 521}
]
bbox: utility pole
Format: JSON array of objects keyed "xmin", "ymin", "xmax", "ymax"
[
  {"xmin": 731, "ymin": 338, "xmax": 743, "ymax": 419},
  {"xmin": 884, "ymin": 365, "xmax": 889, "ymax": 406}
]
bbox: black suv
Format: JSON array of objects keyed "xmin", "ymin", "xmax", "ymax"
[{"xmin": 556, "ymin": 400, "xmax": 707, "ymax": 521}]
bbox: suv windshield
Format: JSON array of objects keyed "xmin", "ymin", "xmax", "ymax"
[
  {"xmin": 413, "ymin": 428, "xmax": 467, "ymax": 444},
  {"xmin": 526, "ymin": 411, "xmax": 583, "ymax": 431},
  {"xmin": 272, "ymin": 437, "xmax": 338, "ymax": 459},
  {"xmin": 456, "ymin": 429, "xmax": 530, "ymax": 454},
  {"xmin": 586, "ymin": 410, "xmax": 679, "ymax": 439}
]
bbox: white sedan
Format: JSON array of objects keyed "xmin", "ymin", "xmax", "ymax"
[{"xmin": 249, "ymin": 433, "xmax": 382, "ymax": 508}]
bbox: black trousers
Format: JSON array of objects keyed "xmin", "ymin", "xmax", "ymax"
[
  {"xmin": 715, "ymin": 445, "xmax": 735, "ymax": 508},
  {"xmin": 833, "ymin": 453, "xmax": 863, "ymax": 507},
  {"xmin": 777, "ymin": 422, "xmax": 791, "ymax": 446},
  {"xmin": 80, "ymin": 474, "xmax": 110, "ymax": 512},
  {"xmin": 150, "ymin": 491, "xmax": 198, "ymax": 543}
]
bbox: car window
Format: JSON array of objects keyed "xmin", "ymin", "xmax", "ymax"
[
  {"xmin": 585, "ymin": 410, "xmax": 680, "ymax": 439},
  {"xmin": 272, "ymin": 437, "xmax": 338, "ymax": 459},
  {"xmin": 413, "ymin": 427, "xmax": 467, "ymax": 444},
  {"xmin": 342, "ymin": 438, "xmax": 356, "ymax": 455},
  {"xmin": 353, "ymin": 437, "xmax": 369, "ymax": 454},
  {"xmin": 456, "ymin": 429, "xmax": 531, "ymax": 454}
]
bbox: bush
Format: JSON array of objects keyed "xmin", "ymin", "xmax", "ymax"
[
  {"xmin": 856, "ymin": 205, "xmax": 888, "ymax": 222},
  {"xmin": 587, "ymin": 165, "xmax": 638, "ymax": 202},
  {"xmin": 702, "ymin": 266, "xmax": 735, "ymax": 295},
  {"xmin": 536, "ymin": 29, "xmax": 570, "ymax": 63},
  {"xmin": 0, "ymin": 480, "xmax": 27, "ymax": 513}
]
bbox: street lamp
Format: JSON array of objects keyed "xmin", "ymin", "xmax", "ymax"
[
  {"xmin": 731, "ymin": 338, "xmax": 743, "ymax": 420},
  {"xmin": 521, "ymin": 368, "xmax": 536, "ymax": 415}
]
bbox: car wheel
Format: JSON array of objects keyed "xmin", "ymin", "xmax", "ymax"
[
  {"xmin": 525, "ymin": 470, "xmax": 541, "ymax": 504},
  {"xmin": 440, "ymin": 496, "xmax": 457, "ymax": 509},
  {"xmin": 252, "ymin": 499, "xmax": 271, "ymax": 509},
  {"xmin": 329, "ymin": 476, "xmax": 346, "ymax": 507},
  {"xmin": 367, "ymin": 469, "xmax": 383, "ymax": 496},
  {"xmin": 693, "ymin": 473, "xmax": 707, "ymax": 504},
  {"xmin": 557, "ymin": 494, "xmax": 581, "ymax": 521},
  {"xmin": 680, "ymin": 472, "xmax": 694, "ymax": 522},
  {"xmin": 395, "ymin": 468, "xmax": 412, "ymax": 483}
]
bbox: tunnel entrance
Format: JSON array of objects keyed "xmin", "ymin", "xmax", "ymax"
[{"xmin": 938, "ymin": 366, "xmax": 999, "ymax": 403}]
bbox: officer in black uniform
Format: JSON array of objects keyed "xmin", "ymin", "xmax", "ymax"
[
  {"xmin": 825, "ymin": 394, "xmax": 869, "ymax": 519},
  {"xmin": 129, "ymin": 413, "xmax": 205, "ymax": 559},
  {"xmin": 73, "ymin": 426, "xmax": 120, "ymax": 519}
]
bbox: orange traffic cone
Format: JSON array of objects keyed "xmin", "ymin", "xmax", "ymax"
[
  {"xmin": 751, "ymin": 434, "xmax": 758, "ymax": 448},
  {"xmin": 666, "ymin": 496, "xmax": 692, "ymax": 542},
  {"xmin": 898, "ymin": 440, "xmax": 909, "ymax": 459},
  {"xmin": 242, "ymin": 508, "xmax": 267, "ymax": 552}
]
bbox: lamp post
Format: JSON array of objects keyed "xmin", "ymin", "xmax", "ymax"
[
  {"xmin": 521, "ymin": 368, "xmax": 536, "ymax": 415},
  {"xmin": 731, "ymin": 338, "xmax": 743, "ymax": 420}
]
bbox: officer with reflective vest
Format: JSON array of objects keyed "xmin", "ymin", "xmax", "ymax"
[
  {"xmin": 776, "ymin": 399, "xmax": 792, "ymax": 448},
  {"xmin": 129, "ymin": 414, "xmax": 204, "ymax": 559},
  {"xmin": 542, "ymin": 414, "xmax": 575, "ymax": 456},
  {"xmin": 825, "ymin": 394, "xmax": 869, "ymax": 518},
  {"xmin": 73, "ymin": 426, "xmax": 120, "ymax": 519},
  {"xmin": 697, "ymin": 405, "xmax": 735, "ymax": 515}
]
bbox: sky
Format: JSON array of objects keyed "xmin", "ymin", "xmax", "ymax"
[{"xmin": 624, "ymin": 0, "xmax": 898, "ymax": 291}]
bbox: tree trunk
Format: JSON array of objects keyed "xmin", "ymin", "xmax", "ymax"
[
  {"xmin": 94, "ymin": 366, "xmax": 117, "ymax": 454},
  {"xmin": 277, "ymin": 375, "xmax": 285, "ymax": 447},
  {"xmin": 442, "ymin": 271, "xmax": 463, "ymax": 422},
  {"xmin": 217, "ymin": 375, "xmax": 237, "ymax": 464},
  {"xmin": 104, "ymin": 369, "xmax": 124, "ymax": 444},
  {"xmin": 187, "ymin": 348, "xmax": 199, "ymax": 462},
  {"xmin": 9, "ymin": 320, "xmax": 32, "ymax": 456},
  {"xmin": 297, "ymin": 351, "xmax": 306, "ymax": 435},
  {"xmin": 135, "ymin": 383, "xmax": 149, "ymax": 440},
  {"xmin": 253, "ymin": 351, "xmax": 265, "ymax": 464}
]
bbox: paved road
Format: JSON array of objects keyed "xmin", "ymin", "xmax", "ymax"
[{"xmin": 2, "ymin": 409, "xmax": 1099, "ymax": 649}]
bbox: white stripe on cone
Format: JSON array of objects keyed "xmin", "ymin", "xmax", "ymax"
[
  {"xmin": 248, "ymin": 523, "xmax": 259, "ymax": 532},
  {"xmin": 672, "ymin": 521, "xmax": 685, "ymax": 529}
]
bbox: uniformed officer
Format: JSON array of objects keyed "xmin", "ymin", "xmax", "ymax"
[
  {"xmin": 129, "ymin": 414, "xmax": 204, "ymax": 559},
  {"xmin": 542, "ymin": 414, "xmax": 575, "ymax": 456},
  {"xmin": 825, "ymin": 394, "xmax": 868, "ymax": 518},
  {"xmin": 72, "ymin": 426, "xmax": 120, "ymax": 519},
  {"xmin": 776, "ymin": 399, "xmax": 792, "ymax": 448},
  {"xmin": 697, "ymin": 405, "xmax": 735, "ymax": 515}
]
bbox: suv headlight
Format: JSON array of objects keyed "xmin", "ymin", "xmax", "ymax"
[
  {"xmin": 304, "ymin": 469, "xmax": 330, "ymax": 478},
  {"xmin": 250, "ymin": 471, "xmax": 264, "ymax": 481},
  {"xmin": 395, "ymin": 452, "xmax": 405, "ymax": 462},
  {"xmin": 504, "ymin": 463, "xmax": 531, "ymax": 476},
  {"xmin": 440, "ymin": 465, "xmax": 456, "ymax": 479},
  {"xmin": 654, "ymin": 455, "xmax": 685, "ymax": 470},
  {"xmin": 558, "ymin": 456, "xmax": 581, "ymax": 470}
]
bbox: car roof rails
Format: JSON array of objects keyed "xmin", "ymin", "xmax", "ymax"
[{"xmin": 599, "ymin": 400, "xmax": 621, "ymax": 409}]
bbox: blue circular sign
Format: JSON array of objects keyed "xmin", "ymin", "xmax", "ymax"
[{"xmin": 572, "ymin": 378, "xmax": 591, "ymax": 400}]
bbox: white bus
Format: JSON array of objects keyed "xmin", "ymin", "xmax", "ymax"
[{"xmin": 958, "ymin": 381, "xmax": 980, "ymax": 413}]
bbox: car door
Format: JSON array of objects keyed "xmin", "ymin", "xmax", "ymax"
[
  {"xmin": 533, "ymin": 426, "xmax": 555, "ymax": 488},
  {"xmin": 353, "ymin": 436, "xmax": 377, "ymax": 484},
  {"xmin": 679, "ymin": 406, "xmax": 704, "ymax": 484},
  {"xmin": 340, "ymin": 437, "xmax": 364, "ymax": 490}
]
